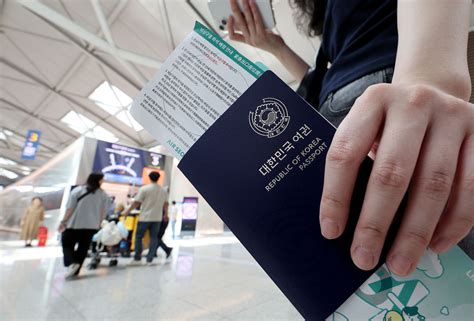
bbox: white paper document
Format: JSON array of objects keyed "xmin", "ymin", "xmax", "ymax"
[{"xmin": 130, "ymin": 21, "xmax": 264, "ymax": 159}]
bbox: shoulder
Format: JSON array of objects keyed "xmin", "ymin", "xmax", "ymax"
[
  {"xmin": 156, "ymin": 184, "xmax": 166, "ymax": 193},
  {"xmin": 70, "ymin": 186, "xmax": 84, "ymax": 197},
  {"xmin": 138, "ymin": 185, "xmax": 150, "ymax": 195},
  {"xmin": 99, "ymin": 189, "xmax": 109, "ymax": 199},
  {"xmin": 142, "ymin": 184, "xmax": 153, "ymax": 191}
]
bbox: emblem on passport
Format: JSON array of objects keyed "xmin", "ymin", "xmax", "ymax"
[{"xmin": 249, "ymin": 97, "xmax": 290, "ymax": 138}]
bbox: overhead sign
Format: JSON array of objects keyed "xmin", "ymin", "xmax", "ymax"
[
  {"xmin": 21, "ymin": 130, "xmax": 41, "ymax": 160},
  {"xmin": 93, "ymin": 140, "xmax": 166, "ymax": 185}
]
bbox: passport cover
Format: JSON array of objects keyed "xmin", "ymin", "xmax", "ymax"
[{"xmin": 178, "ymin": 71, "xmax": 403, "ymax": 319}]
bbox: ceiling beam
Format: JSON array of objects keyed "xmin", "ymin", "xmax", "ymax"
[
  {"xmin": 12, "ymin": 0, "xmax": 140, "ymax": 131},
  {"xmin": 0, "ymin": 25, "xmax": 72, "ymax": 45},
  {"xmin": 1, "ymin": 59, "xmax": 143, "ymax": 146},
  {"xmin": 29, "ymin": 13, "xmax": 142, "ymax": 90},
  {"xmin": 18, "ymin": 0, "xmax": 162, "ymax": 69},
  {"xmin": 0, "ymin": 97, "xmax": 76, "ymax": 142},
  {"xmin": 90, "ymin": 0, "xmax": 147, "ymax": 85},
  {"xmin": 0, "ymin": 0, "xmax": 5, "ymax": 17},
  {"xmin": 158, "ymin": 0, "xmax": 176, "ymax": 51},
  {"xmin": 0, "ymin": 145, "xmax": 51, "ymax": 159},
  {"xmin": 0, "ymin": 124, "xmax": 59, "ymax": 153}
]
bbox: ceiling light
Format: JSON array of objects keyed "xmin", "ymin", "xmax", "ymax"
[
  {"xmin": 115, "ymin": 109, "xmax": 143, "ymax": 131},
  {"xmin": 0, "ymin": 132, "xmax": 6, "ymax": 140},
  {"xmin": 0, "ymin": 168, "xmax": 18, "ymax": 179},
  {"xmin": 4, "ymin": 130, "xmax": 13, "ymax": 136},
  {"xmin": 33, "ymin": 186, "xmax": 62, "ymax": 193},
  {"xmin": 87, "ymin": 126, "xmax": 119, "ymax": 143},
  {"xmin": 89, "ymin": 81, "xmax": 142, "ymax": 131},
  {"xmin": 14, "ymin": 185, "xmax": 33, "ymax": 192},
  {"xmin": 0, "ymin": 157, "xmax": 17, "ymax": 166},
  {"xmin": 61, "ymin": 110, "xmax": 96, "ymax": 134},
  {"xmin": 61, "ymin": 110, "xmax": 118, "ymax": 143}
]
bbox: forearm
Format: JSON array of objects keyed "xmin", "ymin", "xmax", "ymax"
[
  {"xmin": 163, "ymin": 202, "xmax": 169, "ymax": 219},
  {"xmin": 123, "ymin": 201, "xmax": 140, "ymax": 217},
  {"xmin": 393, "ymin": 0, "xmax": 471, "ymax": 100},
  {"xmin": 274, "ymin": 44, "xmax": 310, "ymax": 83},
  {"xmin": 61, "ymin": 209, "xmax": 73, "ymax": 223}
]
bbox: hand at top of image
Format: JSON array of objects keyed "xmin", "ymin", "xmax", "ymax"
[
  {"xmin": 226, "ymin": 0, "xmax": 309, "ymax": 82},
  {"xmin": 227, "ymin": 0, "xmax": 285, "ymax": 56}
]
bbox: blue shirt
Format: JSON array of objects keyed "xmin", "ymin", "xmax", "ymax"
[{"xmin": 319, "ymin": 0, "xmax": 398, "ymax": 104}]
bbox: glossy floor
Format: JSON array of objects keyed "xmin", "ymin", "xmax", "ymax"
[{"xmin": 0, "ymin": 233, "xmax": 303, "ymax": 321}]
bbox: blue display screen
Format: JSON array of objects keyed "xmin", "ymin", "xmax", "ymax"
[{"xmin": 93, "ymin": 140, "xmax": 165, "ymax": 185}]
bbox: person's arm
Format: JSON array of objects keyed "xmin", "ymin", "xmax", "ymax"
[
  {"xmin": 99, "ymin": 197, "xmax": 107, "ymax": 224},
  {"xmin": 163, "ymin": 201, "xmax": 169, "ymax": 221},
  {"xmin": 123, "ymin": 187, "xmax": 144, "ymax": 220},
  {"xmin": 58, "ymin": 208, "xmax": 73, "ymax": 232},
  {"xmin": 227, "ymin": 0, "xmax": 309, "ymax": 82},
  {"xmin": 122, "ymin": 201, "xmax": 141, "ymax": 220},
  {"xmin": 320, "ymin": 0, "xmax": 472, "ymax": 276},
  {"xmin": 393, "ymin": 0, "xmax": 471, "ymax": 100},
  {"xmin": 59, "ymin": 190, "xmax": 79, "ymax": 232}
]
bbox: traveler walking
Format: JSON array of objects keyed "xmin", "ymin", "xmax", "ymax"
[
  {"xmin": 169, "ymin": 201, "xmax": 178, "ymax": 239},
  {"xmin": 58, "ymin": 173, "xmax": 109, "ymax": 279},
  {"xmin": 155, "ymin": 207, "xmax": 173, "ymax": 257},
  {"xmin": 20, "ymin": 197, "xmax": 45, "ymax": 247},
  {"xmin": 123, "ymin": 171, "xmax": 170, "ymax": 265}
]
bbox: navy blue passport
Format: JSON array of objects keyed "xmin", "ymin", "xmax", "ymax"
[{"xmin": 178, "ymin": 71, "xmax": 402, "ymax": 320}]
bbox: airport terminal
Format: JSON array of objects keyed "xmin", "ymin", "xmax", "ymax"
[{"xmin": 1, "ymin": 1, "xmax": 473, "ymax": 320}]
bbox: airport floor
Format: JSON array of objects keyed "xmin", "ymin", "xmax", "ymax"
[{"xmin": 0, "ymin": 232, "xmax": 303, "ymax": 321}]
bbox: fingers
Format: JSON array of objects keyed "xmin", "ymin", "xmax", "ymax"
[
  {"xmin": 249, "ymin": 0, "xmax": 265, "ymax": 34},
  {"xmin": 242, "ymin": 0, "xmax": 256, "ymax": 36},
  {"xmin": 386, "ymin": 119, "xmax": 464, "ymax": 276},
  {"xmin": 228, "ymin": 0, "xmax": 265, "ymax": 46},
  {"xmin": 230, "ymin": 0, "xmax": 249, "ymax": 40},
  {"xmin": 350, "ymin": 90, "xmax": 430, "ymax": 271},
  {"xmin": 430, "ymin": 134, "xmax": 474, "ymax": 253},
  {"xmin": 227, "ymin": 16, "xmax": 245, "ymax": 43},
  {"xmin": 320, "ymin": 85, "xmax": 387, "ymax": 240}
]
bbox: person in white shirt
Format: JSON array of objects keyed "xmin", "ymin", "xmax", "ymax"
[
  {"xmin": 169, "ymin": 201, "xmax": 178, "ymax": 238},
  {"xmin": 123, "ymin": 171, "xmax": 169, "ymax": 265}
]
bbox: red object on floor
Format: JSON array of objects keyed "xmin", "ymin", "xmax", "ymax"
[{"xmin": 38, "ymin": 226, "xmax": 48, "ymax": 247}]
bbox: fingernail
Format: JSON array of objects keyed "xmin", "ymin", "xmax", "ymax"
[
  {"xmin": 320, "ymin": 218, "xmax": 339, "ymax": 239},
  {"xmin": 388, "ymin": 254, "xmax": 413, "ymax": 276},
  {"xmin": 352, "ymin": 246, "xmax": 375, "ymax": 270},
  {"xmin": 431, "ymin": 237, "xmax": 452, "ymax": 253}
]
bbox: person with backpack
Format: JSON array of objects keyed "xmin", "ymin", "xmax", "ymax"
[{"xmin": 58, "ymin": 172, "xmax": 109, "ymax": 279}]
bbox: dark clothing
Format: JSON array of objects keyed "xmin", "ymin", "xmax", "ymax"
[
  {"xmin": 134, "ymin": 221, "xmax": 160, "ymax": 262},
  {"xmin": 61, "ymin": 229, "xmax": 96, "ymax": 271},
  {"xmin": 158, "ymin": 220, "xmax": 168, "ymax": 240},
  {"xmin": 319, "ymin": 0, "xmax": 397, "ymax": 104},
  {"xmin": 157, "ymin": 220, "xmax": 171, "ymax": 254}
]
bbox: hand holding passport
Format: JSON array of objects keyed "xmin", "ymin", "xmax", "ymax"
[{"xmin": 131, "ymin": 22, "xmax": 474, "ymax": 320}]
